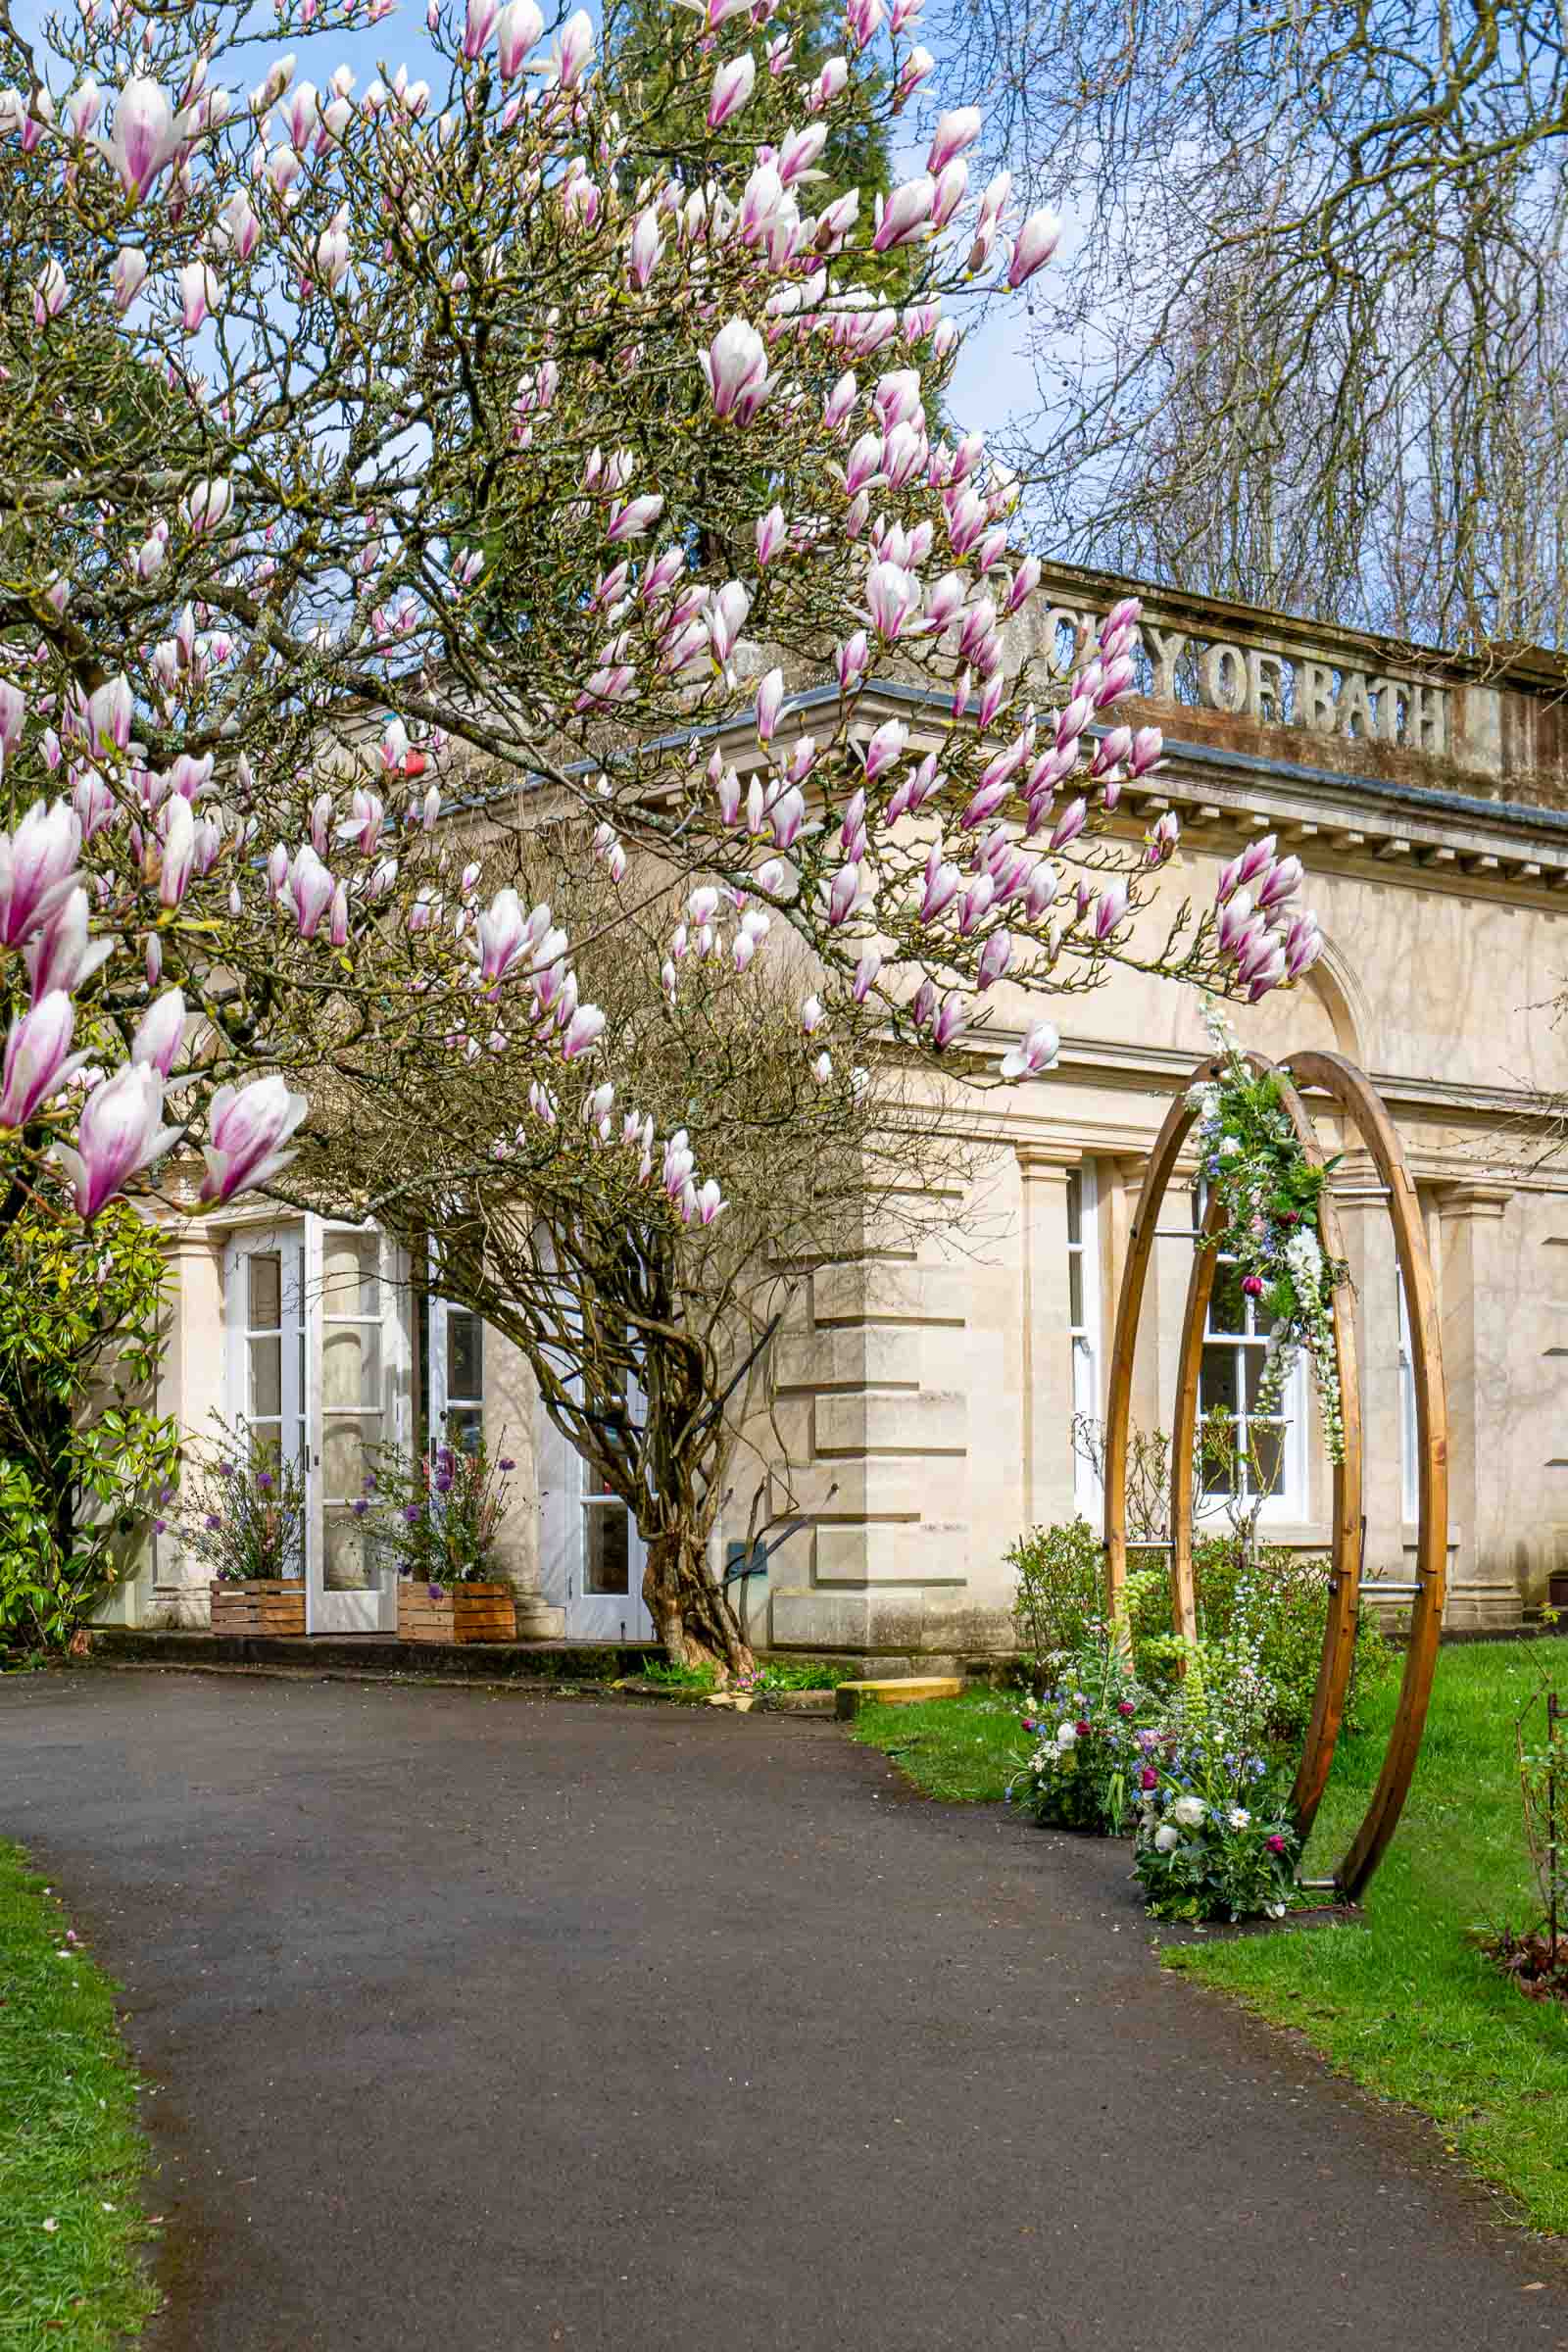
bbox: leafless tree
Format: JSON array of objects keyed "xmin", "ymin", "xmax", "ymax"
[{"xmin": 930, "ymin": 0, "xmax": 1568, "ymax": 653}]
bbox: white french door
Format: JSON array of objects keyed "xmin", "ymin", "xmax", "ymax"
[
  {"xmin": 224, "ymin": 1218, "xmax": 411, "ymax": 1632},
  {"xmin": 538, "ymin": 1404, "xmax": 653, "ymax": 1641}
]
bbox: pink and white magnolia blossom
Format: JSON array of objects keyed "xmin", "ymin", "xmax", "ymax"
[
  {"xmin": 1, "ymin": 800, "xmax": 81, "ymax": 946},
  {"xmin": 0, "ymin": 992, "xmax": 86, "ymax": 1128},
  {"xmin": 199, "ymin": 1075, "xmax": 308, "ymax": 1204},
  {"xmin": 0, "ymin": 0, "xmax": 1326, "ymax": 1259},
  {"xmin": 707, "ymin": 52, "xmax": 755, "ymax": 129},
  {"xmin": 54, "ymin": 1063, "xmax": 181, "ymax": 1219}
]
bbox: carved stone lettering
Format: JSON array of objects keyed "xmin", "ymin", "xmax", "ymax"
[
  {"xmin": 1339, "ymin": 671, "xmax": 1375, "ymax": 740},
  {"xmin": 1144, "ymin": 624, "xmax": 1189, "ymax": 704},
  {"xmin": 1091, "ymin": 607, "xmax": 1450, "ymax": 760},
  {"xmin": 1410, "ymin": 682, "xmax": 1447, "ymax": 756},
  {"xmin": 1200, "ymin": 642, "xmax": 1248, "ymax": 713},
  {"xmin": 1300, "ymin": 662, "xmax": 1338, "ymax": 733},
  {"xmin": 1247, "ymin": 649, "xmax": 1288, "ymax": 725}
]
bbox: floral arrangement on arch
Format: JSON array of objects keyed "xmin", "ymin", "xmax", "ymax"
[
  {"xmin": 1187, "ymin": 1000, "xmax": 1345, "ymax": 1464},
  {"xmin": 366, "ymin": 1427, "xmax": 518, "ymax": 1592}
]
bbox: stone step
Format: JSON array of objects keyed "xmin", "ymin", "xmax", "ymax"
[{"xmin": 835, "ymin": 1675, "xmax": 964, "ymax": 1720}]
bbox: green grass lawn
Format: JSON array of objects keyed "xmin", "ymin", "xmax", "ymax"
[
  {"xmin": 1169, "ymin": 1640, "xmax": 1568, "ymax": 2233},
  {"xmin": 0, "ymin": 1841, "xmax": 159, "ymax": 2349},
  {"xmin": 853, "ymin": 1646, "xmax": 1568, "ymax": 2233},
  {"xmin": 849, "ymin": 1686, "xmax": 1023, "ymax": 1801}
]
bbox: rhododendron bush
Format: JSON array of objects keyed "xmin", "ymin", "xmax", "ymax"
[{"xmin": 0, "ymin": 0, "xmax": 1324, "ymax": 1247}]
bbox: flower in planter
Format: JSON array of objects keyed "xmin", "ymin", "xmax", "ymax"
[{"xmin": 1154, "ymin": 1824, "xmax": 1180, "ymax": 1852}]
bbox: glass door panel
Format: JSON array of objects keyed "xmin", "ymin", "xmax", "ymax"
[{"xmin": 308, "ymin": 1223, "xmax": 404, "ymax": 1632}]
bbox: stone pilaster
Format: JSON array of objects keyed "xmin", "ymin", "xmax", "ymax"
[
  {"xmin": 1434, "ymin": 1182, "xmax": 1518, "ymax": 1629},
  {"xmin": 1015, "ymin": 1147, "xmax": 1078, "ymax": 1531}
]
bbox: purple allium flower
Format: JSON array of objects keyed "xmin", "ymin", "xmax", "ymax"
[
  {"xmin": 152, "ymin": 1518, "xmax": 167, "ymax": 1535},
  {"xmin": 256, "ymin": 1470, "xmax": 273, "ymax": 1490},
  {"xmin": 427, "ymin": 1582, "xmax": 445, "ymax": 1601},
  {"xmin": 205, "ymin": 1513, "xmax": 221, "ymax": 1531},
  {"xmin": 404, "ymin": 1503, "xmax": 422, "ymax": 1524},
  {"xmin": 351, "ymin": 1498, "xmax": 368, "ymax": 1518},
  {"xmin": 217, "ymin": 1461, "xmax": 234, "ymax": 1478},
  {"xmin": 433, "ymin": 1474, "xmax": 454, "ymax": 1497},
  {"xmin": 498, "ymin": 1458, "xmax": 515, "ymax": 1471}
]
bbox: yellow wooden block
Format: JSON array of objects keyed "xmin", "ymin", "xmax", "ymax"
[{"xmin": 835, "ymin": 1676, "xmax": 963, "ymax": 1720}]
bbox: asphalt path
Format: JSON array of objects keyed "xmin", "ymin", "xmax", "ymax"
[{"xmin": 4, "ymin": 1670, "xmax": 1566, "ymax": 2351}]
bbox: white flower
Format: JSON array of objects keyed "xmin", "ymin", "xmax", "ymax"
[
  {"xmin": 1217, "ymin": 1136, "xmax": 1242, "ymax": 1158},
  {"xmin": 1267, "ymin": 1901, "xmax": 1287, "ymax": 1918},
  {"xmin": 1054, "ymin": 1721, "xmax": 1078, "ymax": 1748},
  {"xmin": 1153, "ymin": 1824, "xmax": 1180, "ymax": 1852},
  {"xmin": 1227, "ymin": 1807, "xmax": 1251, "ymax": 1831},
  {"xmin": 1284, "ymin": 1227, "xmax": 1323, "ymax": 1284},
  {"xmin": 1172, "ymin": 1795, "xmax": 1206, "ymax": 1829}
]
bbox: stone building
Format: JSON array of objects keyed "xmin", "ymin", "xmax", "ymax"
[{"xmin": 113, "ymin": 567, "xmax": 1568, "ymax": 1652}]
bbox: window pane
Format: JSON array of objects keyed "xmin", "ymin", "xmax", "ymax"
[
  {"xmin": 248, "ymin": 1252, "xmax": 281, "ymax": 1332},
  {"xmin": 1065, "ymin": 1172, "xmax": 1082, "ymax": 1246},
  {"xmin": 446, "ymin": 1405, "xmax": 483, "ymax": 1456},
  {"xmin": 322, "ymin": 1232, "xmax": 378, "ymax": 1317},
  {"xmin": 448, "ymin": 1309, "xmax": 483, "ymax": 1404},
  {"xmin": 1208, "ymin": 1260, "xmax": 1247, "ymax": 1336},
  {"xmin": 1249, "ymin": 1420, "xmax": 1286, "ymax": 1498},
  {"xmin": 1067, "ymin": 1250, "xmax": 1084, "ymax": 1329},
  {"xmin": 323, "ymin": 1506, "xmax": 376, "ymax": 1592},
  {"xmin": 1243, "ymin": 1347, "xmax": 1281, "ymax": 1418},
  {"xmin": 323, "ymin": 1321, "xmax": 381, "ymax": 1411},
  {"xmin": 1199, "ymin": 1344, "xmax": 1240, "ymax": 1423},
  {"xmin": 249, "ymin": 1334, "xmax": 282, "ymax": 1419},
  {"xmin": 322, "ymin": 1415, "xmax": 378, "ymax": 1501},
  {"xmin": 583, "ymin": 1502, "xmax": 630, "ymax": 1594}
]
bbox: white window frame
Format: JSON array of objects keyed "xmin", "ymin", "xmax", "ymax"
[
  {"xmin": 1192, "ymin": 1182, "xmax": 1308, "ymax": 1523},
  {"xmin": 427, "ymin": 1291, "xmax": 486, "ymax": 1455},
  {"xmin": 1396, "ymin": 1270, "xmax": 1418, "ymax": 1524},
  {"xmin": 1067, "ymin": 1163, "xmax": 1102, "ymax": 1515}
]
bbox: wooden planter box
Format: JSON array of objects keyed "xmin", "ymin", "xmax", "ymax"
[
  {"xmin": 210, "ymin": 1580, "xmax": 306, "ymax": 1636},
  {"xmin": 397, "ymin": 1580, "xmax": 516, "ymax": 1644}
]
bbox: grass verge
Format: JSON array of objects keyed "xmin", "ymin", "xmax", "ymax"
[
  {"xmin": 0, "ymin": 1840, "xmax": 159, "ymax": 2348},
  {"xmin": 1166, "ymin": 1639, "xmax": 1568, "ymax": 2233},
  {"xmin": 851, "ymin": 1645, "xmax": 1568, "ymax": 2233},
  {"xmin": 849, "ymin": 1685, "xmax": 1020, "ymax": 1801}
]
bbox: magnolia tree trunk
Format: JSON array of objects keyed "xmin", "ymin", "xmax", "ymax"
[{"xmin": 643, "ymin": 1532, "xmax": 754, "ymax": 1680}]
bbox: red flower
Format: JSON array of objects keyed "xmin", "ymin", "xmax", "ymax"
[
  {"xmin": 1267, "ymin": 1834, "xmax": 1287, "ymax": 1854},
  {"xmin": 1242, "ymin": 1274, "xmax": 1265, "ymax": 1298},
  {"xmin": 1075, "ymin": 1720, "xmax": 1091, "ymax": 1739},
  {"xmin": 1140, "ymin": 1767, "xmax": 1158, "ymax": 1789}
]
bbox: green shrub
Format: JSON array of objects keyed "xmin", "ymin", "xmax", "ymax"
[
  {"xmin": 1006, "ymin": 1516, "xmax": 1105, "ymax": 1671},
  {"xmin": 1136, "ymin": 1538, "xmax": 1394, "ymax": 1742},
  {"xmin": 1005, "ymin": 1518, "xmax": 1395, "ymax": 1746},
  {"xmin": 0, "ymin": 1199, "xmax": 178, "ymax": 1656}
]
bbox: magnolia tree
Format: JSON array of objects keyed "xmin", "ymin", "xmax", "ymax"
[
  {"xmin": 305, "ymin": 842, "xmax": 977, "ymax": 1670},
  {"xmin": 0, "ymin": 0, "xmax": 1324, "ymax": 1262}
]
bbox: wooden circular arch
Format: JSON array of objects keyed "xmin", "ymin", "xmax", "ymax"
[{"xmin": 1102, "ymin": 1048, "xmax": 1447, "ymax": 1902}]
